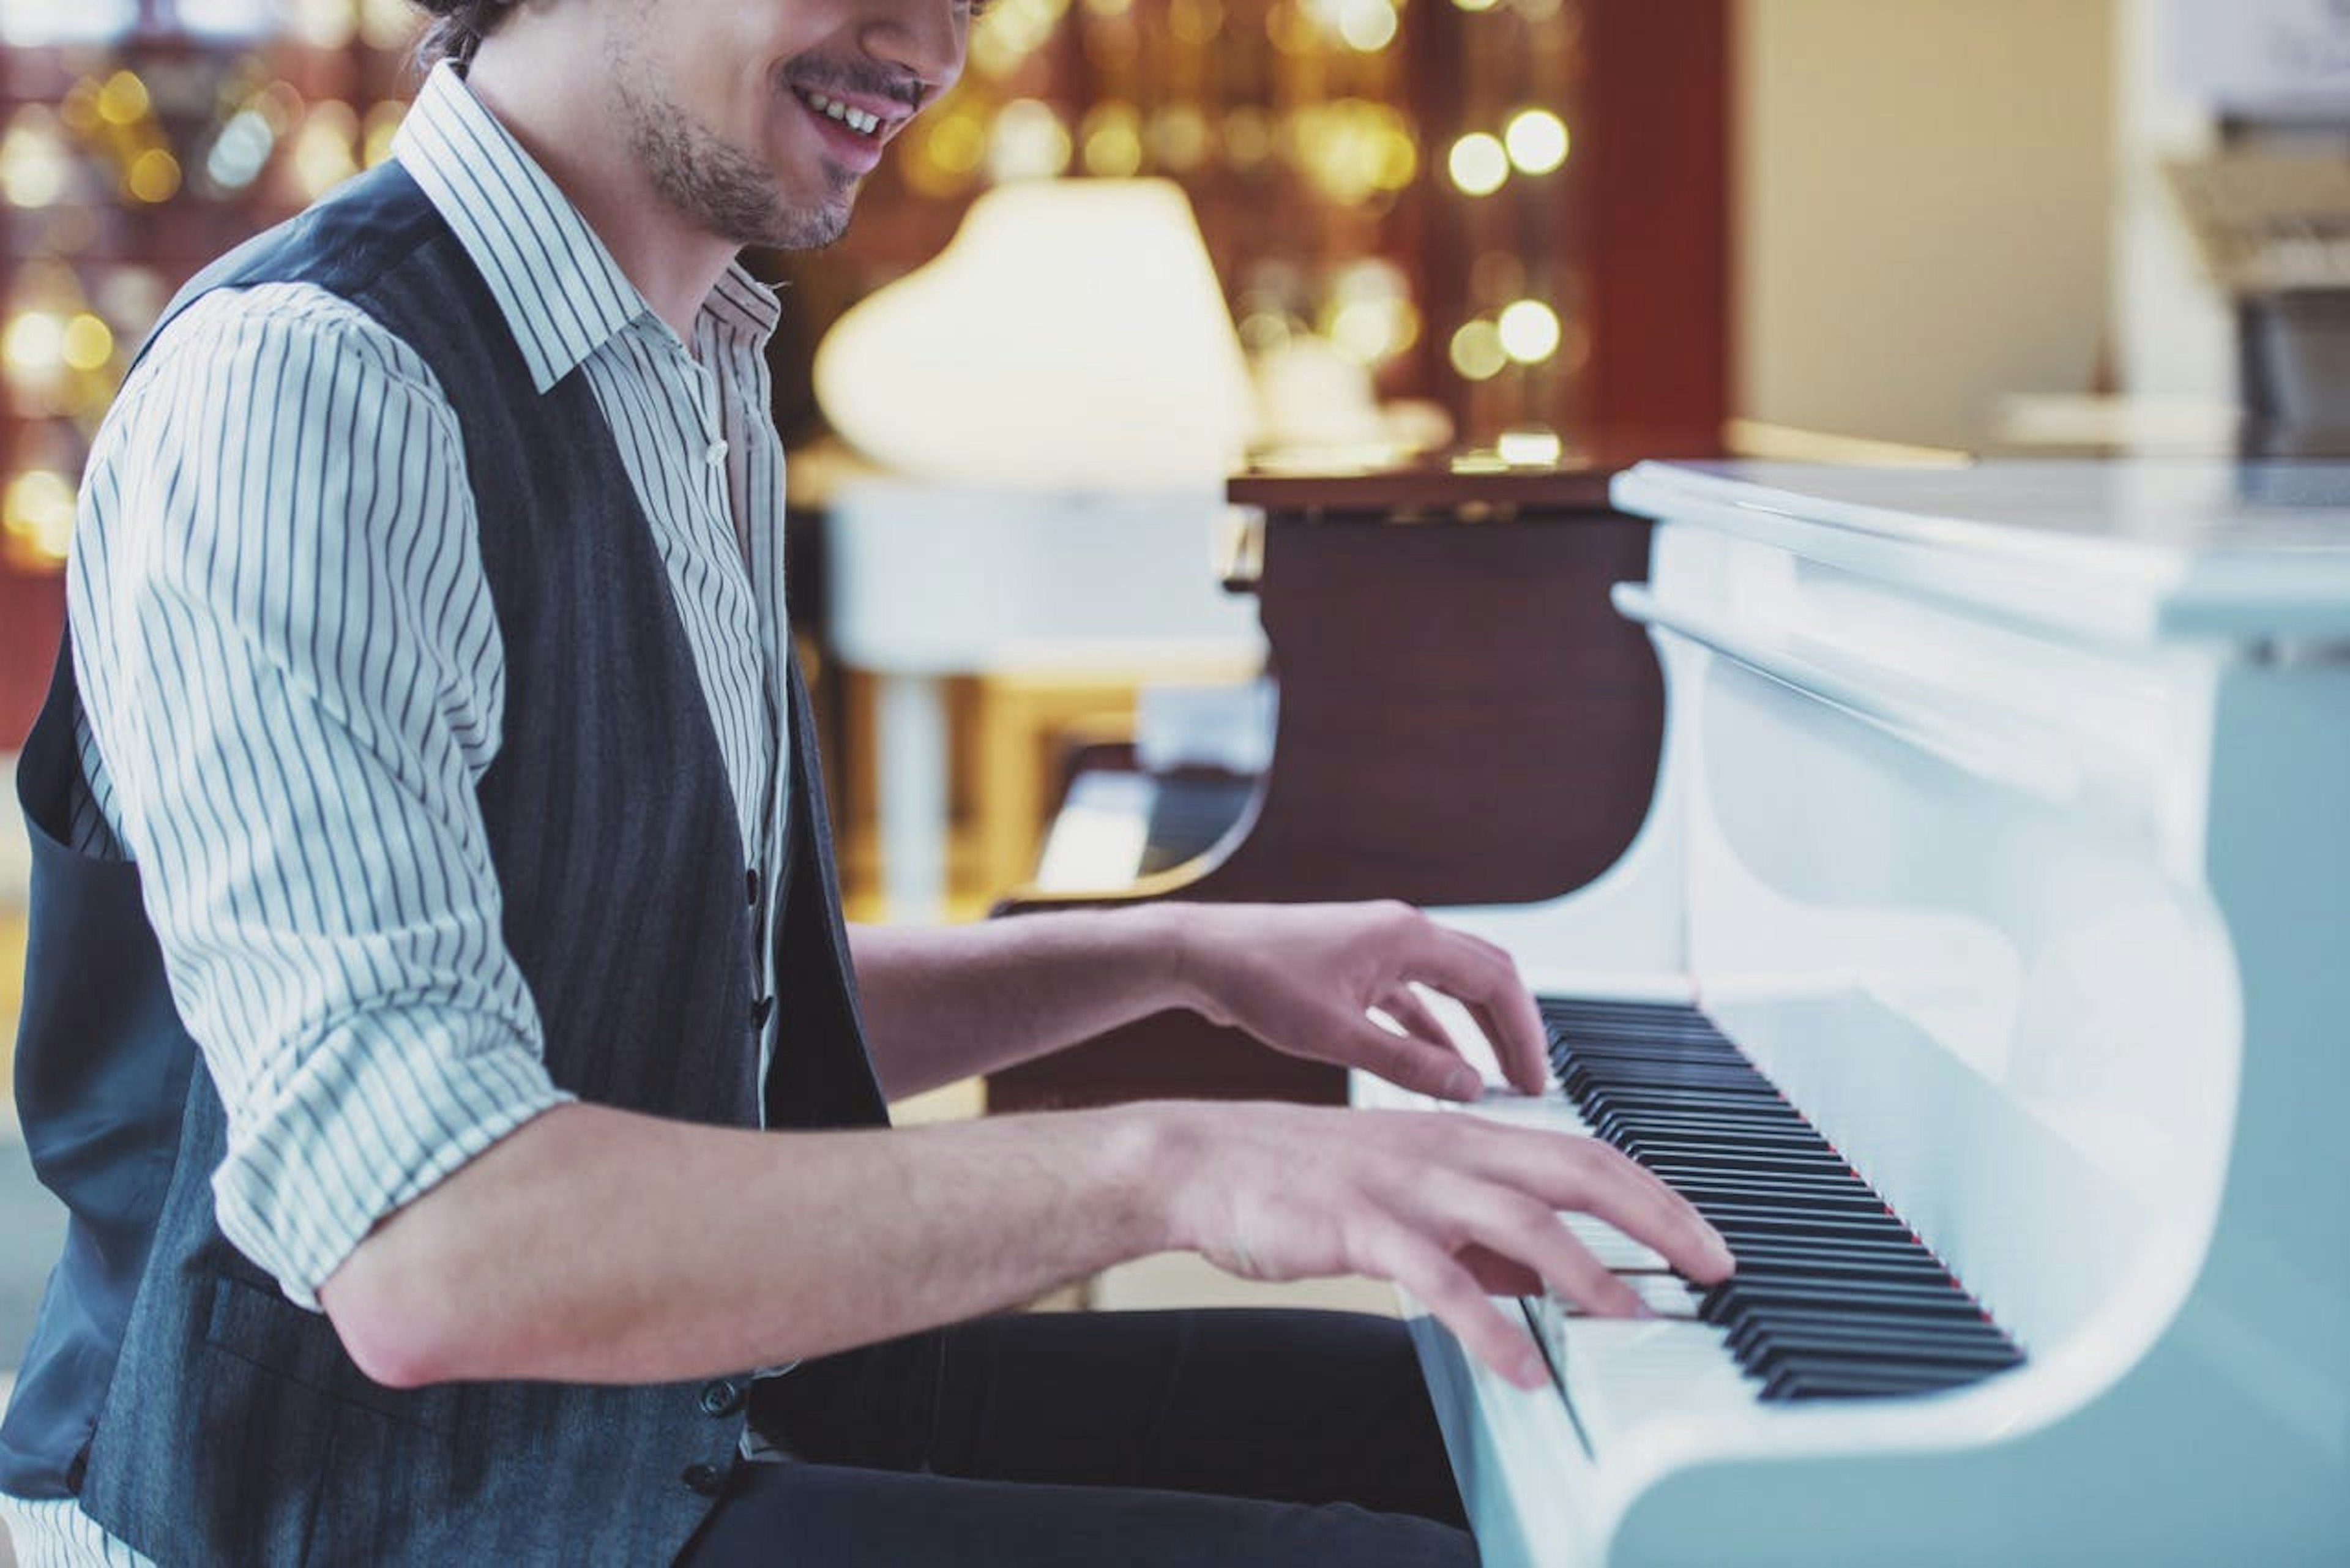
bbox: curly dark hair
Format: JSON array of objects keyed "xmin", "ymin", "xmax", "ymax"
[{"xmin": 411, "ymin": 0, "xmax": 520, "ymax": 70}]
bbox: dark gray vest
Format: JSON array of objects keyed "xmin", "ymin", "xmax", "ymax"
[{"xmin": 0, "ymin": 161, "xmax": 889, "ymax": 1563}]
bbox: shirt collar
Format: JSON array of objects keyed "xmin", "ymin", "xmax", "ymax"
[{"xmin": 391, "ymin": 63, "xmax": 781, "ymax": 392}]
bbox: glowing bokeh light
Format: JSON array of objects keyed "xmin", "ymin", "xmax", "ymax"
[
  {"xmin": 4, "ymin": 311, "xmax": 64, "ymax": 373},
  {"xmin": 95, "ymin": 71, "xmax": 149, "ymax": 127},
  {"xmin": 3, "ymin": 469, "xmax": 76, "ymax": 565},
  {"xmin": 1504, "ymin": 108, "xmax": 1569, "ymax": 174},
  {"xmin": 1448, "ymin": 319, "xmax": 1505, "ymax": 381},
  {"xmin": 1497, "ymin": 299, "xmax": 1561, "ymax": 363},
  {"xmin": 1447, "ymin": 133, "xmax": 1507, "ymax": 197},
  {"xmin": 61, "ymin": 313, "xmax": 113, "ymax": 372},
  {"xmin": 1335, "ymin": 0, "xmax": 1397, "ymax": 51},
  {"xmin": 125, "ymin": 148, "xmax": 181, "ymax": 203}
]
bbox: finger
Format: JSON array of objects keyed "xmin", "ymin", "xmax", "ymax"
[
  {"xmin": 1346, "ymin": 1019, "xmax": 1482, "ymax": 1102},
  {"xmin": 1376, "ymin": 984, "xmax": 1457, "ymax": 1056},
  {"xmin": 1457, "ymin": 1243, "xmax": 1543, "ymax": 1297},
  {"xmin": 1466, "ymin": 993, "xmax": 1550, "ymax": 1097},
  {"xmin": 1451, "ymin": 1123, "xmax": 1734, "ymax": 1285},
  {"xmin": 1368, "ymin": 1227, "xmax": 1550, "ymax": 1391},
  {"xmin": 1407, "ymin": 930, "xmax": 1548, "ymax": 1095},
  {"xmin": 1452, "ymin": 1187, "xmax": 1649, "ymax": 1320}
]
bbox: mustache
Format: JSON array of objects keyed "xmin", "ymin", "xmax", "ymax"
[{"xmin": 783, "ymin": 59, "xmax": 932, "ymax": 113}]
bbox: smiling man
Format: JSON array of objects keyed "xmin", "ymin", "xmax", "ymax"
[{"xmin": 0, "ymin": 1, "xmax": 1729, "ymax": 1562}]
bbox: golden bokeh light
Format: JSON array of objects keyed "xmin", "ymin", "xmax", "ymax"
[
  {"xmin": 290, "ymin": 0, "xmax": 357, "ymax": 47},
  {"xmin": 1496, "ymin": 297, "xmax": 1561, "ymax": 362},
  {"xmin": 360, "ymin": 0, "xmax": 422, "ymax": 48},
  {"xmin": 291, "ymin": 105, "xmax": 360, "ymax": 199},
  {"xmin": 1447, "ymin": 133, "xmax": 1507, "ymax": 197},
  {"xmin": 1, "ymin": 110, "xmax": 70, "ymax": 208},
  {"xmin": 1081, "ymin": 103, "xmax": 1144, "ymax": 177},
  {"xmin": 3, "ymin": 468, "xmax": 76, "ymax": 566},
  {"xmin": 1145, "ymin": 105, "xmax": 1209, "ymax": 172},
  {"xmin": 125, "ymin": 148, "xmax": 181, "ymax": 204},
  {"xmin": 1448, "ymin": 319, "xmax": 1505, "ymax": 381},
  {"xmin": 363, "ymin": 102, "xmax": 406, "ymax": 169},
  {"xmin": 1504, "ymin": 108, "xmax": 1569, "ymax": 174},
  {"xmin": 60, "ymin": 312, "xmax": 113, "ymax": 372},
  {"xmin": 4, "ymin": 310, "xmax": 63, "ymax": 374},
  {"xmin": 1326, "ymin": 295, "xmax": 1419, "ymax": 365},
  {"xmin": 988, "ymin": 99, "xmax": 1073, "ymax": 182},
  {"xmin": 95, "ymin": 71, "xmax": 151, "ymax": 128},
  {"xmin": 1335, "ymin": 0, "xmax": 1398, "ymax": 51}
]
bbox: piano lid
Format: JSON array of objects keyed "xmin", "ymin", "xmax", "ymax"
[{"xmin": 1612, "ymin": 458, "xmax": 2350, "ymax": 647}]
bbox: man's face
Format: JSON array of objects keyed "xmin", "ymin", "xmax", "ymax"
[{"xmin": 605, "ymin": 0, "xmax": 968, "ymax": 250}]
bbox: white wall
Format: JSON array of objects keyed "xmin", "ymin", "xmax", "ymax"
[{"xmin": 1736, "ymin": 0, "xmax": 2118, "ymax": 451}]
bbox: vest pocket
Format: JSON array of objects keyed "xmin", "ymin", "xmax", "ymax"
[{"xmin": 204, "ymin": 1272, "xmax": 447, "ymax": 1433}]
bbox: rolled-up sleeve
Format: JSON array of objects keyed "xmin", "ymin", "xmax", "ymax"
[{"xmin": 69, "ymin": 284, "xmax": 573, "ymax": 1309}]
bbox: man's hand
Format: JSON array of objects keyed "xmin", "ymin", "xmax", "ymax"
[
  {"xmin": 1173, "ymin": 901, "xmax": 1550, "ymax": 1102},
  {"xmin": 1151, "ymin": 1100, "xmax": 1735, "ymax": 1390}
]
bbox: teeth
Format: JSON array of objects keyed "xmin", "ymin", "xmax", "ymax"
[{"xmin": 800, "ymin": 91, "xmax": 882, "ymax": 138}]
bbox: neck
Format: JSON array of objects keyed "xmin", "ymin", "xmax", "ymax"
[{"xmin": 464, "ymin": 31, "xmax": 736, "ymax": 341}]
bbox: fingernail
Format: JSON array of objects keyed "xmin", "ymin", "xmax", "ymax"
[{"xmin": 1447, "ymin": 1066, "xmax": 1482, "ymax": 1100}]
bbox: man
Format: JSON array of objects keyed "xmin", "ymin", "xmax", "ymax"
[{"xmin": 0, "ymin": 0, "xmax": 1731, "ymax": 1559}]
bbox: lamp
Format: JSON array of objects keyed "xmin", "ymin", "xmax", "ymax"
[{"xmin": 814, "ymin": 178, "xmax": 1255, "ymax": 491}]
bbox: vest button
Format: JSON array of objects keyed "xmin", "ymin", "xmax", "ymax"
[
  {"xmin": 698, "ymin": 1378, "xmax": 744, "ymax": 1417},
  {"xmin": 750, "ymin": 995, "xmax": 774, "ymax": 1030},
  {"xmin": 682, "ymin": 1461, "xmax": 727, "ymax": 1496},
  {"xmin": 747, "ymin": 866, "xmax": 761, "ymax": 907}
]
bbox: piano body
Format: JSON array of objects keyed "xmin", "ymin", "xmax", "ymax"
[
  {"xmin": 1368, "ymin": 460, "xmax": 2350, "ymax": 1563},
  {"xmin": 990, "ymin": 447, "xmax": 1706, "ymax": 1111}
]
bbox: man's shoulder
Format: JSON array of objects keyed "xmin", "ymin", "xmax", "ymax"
[{"xmin": 117, "ymin": 280, "xmax": 452, "ymax": 427}]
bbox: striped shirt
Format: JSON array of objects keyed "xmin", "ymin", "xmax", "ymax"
[{"xmin": 2, "ymin": 62, "xmax": 795, "ymax": 1566}]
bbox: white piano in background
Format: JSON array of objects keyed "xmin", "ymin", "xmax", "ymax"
[{"xmin": 1361, "ymin": 460, "xmax": 2350, "ymax": 1564}]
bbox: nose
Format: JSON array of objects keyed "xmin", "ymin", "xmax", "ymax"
[{"xmin": 861, "ymin": 0, "xmax": 966, "ymax": 104}]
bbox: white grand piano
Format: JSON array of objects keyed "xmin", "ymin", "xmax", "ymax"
[{"xmin": 1360, "ymin": 460, "xmax": 2350, "ymax": 1564}]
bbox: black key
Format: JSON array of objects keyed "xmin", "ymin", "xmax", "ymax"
[
  {"xmin": 1745, "ymin": 1329, "xmax": 2024, "ymax": 1373},
  {"xmin": 1761, "ymin": 1361, "xmax": 1993, "ymax": 1401}
]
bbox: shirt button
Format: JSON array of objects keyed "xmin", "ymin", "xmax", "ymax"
[
  {"xmin": 698, "ymin": 1378, "xmax": 744, "ymax": 1417},
  {"xmin": 750, "ymin": 995, "xmax": 774, "ymax": 1030},
  {"xmin": 706, "ymin": 439, "xmax": 728, "ymax": 465},
  {"xmin": 682, "ymin": 1461, "xmax": 727, "ymax": 1496}
]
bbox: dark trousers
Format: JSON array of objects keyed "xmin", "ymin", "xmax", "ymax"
[{"xmin": 679, "ymin": 1308, "xmax": 1478, "ymax": 1566}]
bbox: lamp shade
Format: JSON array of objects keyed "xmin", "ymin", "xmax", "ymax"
[{"xmin": 815, "ymin": 179, "xmax": 1255, "ymax": 490}]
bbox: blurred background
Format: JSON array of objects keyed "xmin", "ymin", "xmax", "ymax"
[{"xmin": 0, "ymin": 0, "xmax": 2325, "ymax": 1507}]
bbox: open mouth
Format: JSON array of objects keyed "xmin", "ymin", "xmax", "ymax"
[{"xmin": 793, "ymin": 89, "xmax": 884, "ymax": 139}]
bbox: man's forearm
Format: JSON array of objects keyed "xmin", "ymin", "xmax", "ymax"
[
  {"xmin": 321, "ymin": 1100, "xmax": 1168, "ymax": 1389},
  {"xmin": 849, "ymin": 907, "xmax": 1204, "ymax": 1099}
]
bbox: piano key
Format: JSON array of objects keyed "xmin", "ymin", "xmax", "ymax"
[
  {"xmin": 1532, "ymin": 993, "xmax": 2026, "ymax": 1411},
  {"xmin": 1701, "ymin": 1278, "xmax": 1986, "ymax": 1316},
  {"xmin": 1542, "ymin": 1316, "xmax": 1759, "ymax": 1447},
  {"xmin": 1742, "ymin": 1327, "xmax": 2024, "ymax": 1372},
  {"xmin": 1550, "ymin": 1274, "xmax": 1704, "ymax": 1320},
  {"xmin": 1561, "ymin": 1213, "xmax": 1670, "ymax": 1274},
  {"xmin": 1721, "ymin": 1254, "xmax": 1957, "ymax": 1287},
  {"xmin": 1761, "ymin": 1362, "xmax": 1995, "ymax": 1402},
  {"xmin": 1739, "ymin": 1318, "xmax": 2021, "ymax": 1359}
]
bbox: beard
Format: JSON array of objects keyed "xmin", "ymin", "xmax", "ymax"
[{"xmin": 612, "ymin": 65, "xmax": 857, "ymax": 250}]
